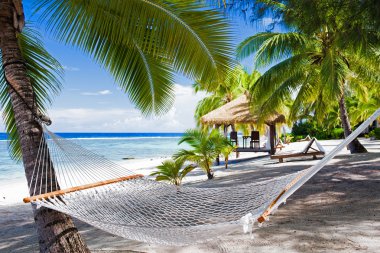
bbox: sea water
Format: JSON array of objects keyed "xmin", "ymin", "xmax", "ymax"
[{"xmin": 0, "ymin": 132, "xmax": 184, "ymax": 204}]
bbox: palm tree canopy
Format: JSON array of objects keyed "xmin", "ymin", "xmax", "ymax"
[
  {"xmin": 236, "ymin": 1, "xmax": 380, "ymax": 123},
  {"xmin": 194, "ymin": 67, "xmax": 261, "ymax": 127},
  {"xmin": 34, "ymin": 0, "xmax": 235, "ymax": 115}
]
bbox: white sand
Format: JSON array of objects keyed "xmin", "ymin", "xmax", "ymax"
[{"xmin": 1, "ymin": 138, "xmax": 380, "ymax": 252}]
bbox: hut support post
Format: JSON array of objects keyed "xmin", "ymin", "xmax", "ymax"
[
  {"xmin": 270, "ymin": 124, "xmax": 276, "ymax": 155},
  {"xmin": 214, "ymin": 124, "xmax": 221, "ymax": 165},
  {"xmin": 231, "ymin": 124, "xmax": 239, "ymax": 158}
]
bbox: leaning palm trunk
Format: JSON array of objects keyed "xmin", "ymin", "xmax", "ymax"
[
  {"xmin": 339, "ymin": 93, "xmax": 367, "ymax": 154},
  {"xmin": 0, "ymin": 1, "xmax": 89, "ymax": 252}
]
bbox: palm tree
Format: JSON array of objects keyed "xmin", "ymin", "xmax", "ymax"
[
  {"xmin": 174, "ymin": 129, "xmax": 229, "ymax": 179},
  {"xmin": 150, "ymin": 159, "xmax": 195, "ymax": 186},
  {"xmin": 236, "ymin": 1, "xmax": 380, "ymax": 153},
  {"xmin": 0, "ymin": 0, "xmax": 233, "ymax": 251},
  {"xmin": 220, "ymin": 142, "xmax": 236, "ymax": 169},
  {"xmin": 194, "ymin": 67, "xmax": 260, "ymax": 133}
]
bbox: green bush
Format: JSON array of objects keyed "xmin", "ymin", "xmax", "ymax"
[
  {"xmin": 291, "ymin": 121, "xmax": 346, "ymax": 140},
  {"xmin": 331, "ymin": 128, "xmax": 344, "ymax": 139},
  {"xmin": 374, "ymin": 128, "xmax": 380, "ymax": 139}
]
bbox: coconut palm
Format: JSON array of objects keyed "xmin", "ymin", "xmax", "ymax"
[
  {"xmin": 237, "ymin": 1, "xmax": 380, "ymax": 153},
  {"xmin": 0, "ymin": 0, "xmax": 233, "ymax": 251},
  {"xmin": 150, "ymin": 159, "xmax": 195, "ymax": 186},
  {"xmin": 194, "ymin": 67, "xmax": 261, "ymax": 133},
  {"xmin": 174, "ymin": 129, "xmax": 230, "ymax": 179}
]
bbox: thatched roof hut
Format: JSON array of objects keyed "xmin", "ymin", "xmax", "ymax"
[{"xmin": 200, "ymin": 93, "xmax": 285, "ymax": 126}]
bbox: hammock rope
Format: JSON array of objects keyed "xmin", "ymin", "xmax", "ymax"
[{"xmin": 23, "ymin": 108, "xmax": 380, "ymax": 245}]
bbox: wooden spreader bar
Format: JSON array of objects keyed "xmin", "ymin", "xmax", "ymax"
[
  {"xmin": 23, "ymin": 174, "xmax": 144, "ymax": 203},
  {"xmin": 257, "ymin": 170, "xmax": 307, "ymax": 223}
]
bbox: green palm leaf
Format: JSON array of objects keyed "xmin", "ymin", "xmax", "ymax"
[
  {"xmin": 0, "ymin": 26, "xmax": 62, "ymax": 160},
  {"xmin": 237, "ymin": 32, "xmax": 308, "ymax": 67},
  {"xmin": 34, "ymin": 0, "xmax": 234, "ymax": 115}
]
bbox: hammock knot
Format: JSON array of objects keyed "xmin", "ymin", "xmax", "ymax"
[{"xmin": 240, "ymin": 213, "xmax": 255, "ymax": 237}]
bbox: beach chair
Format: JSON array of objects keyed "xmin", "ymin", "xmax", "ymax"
[
  {"xmin": 297, "ymin": 134, "xmax": 312, "ymax": 142},
  {"xmin": 275, "ymin": 139, "xmax": 286, "ymax": 150},
  {"xmin": 250, "ymin": 131, "xmax": 260, "ymax": 148},
  {"xmin": 271, "ymin": 137, "xmax": 325, "ymax": 163},
  {"xmin": 230, "ymin": 131, "xmax": 238, "ymax": 146}
]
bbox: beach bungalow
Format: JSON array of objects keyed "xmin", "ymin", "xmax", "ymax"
[{"xmin": 200, "ymin": 93, "xmax": 285, "ymax": 155}]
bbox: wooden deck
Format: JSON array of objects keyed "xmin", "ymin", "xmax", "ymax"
[{"xmin": 235, "ymin": 147, "xmax": 271, "ymax": 153}]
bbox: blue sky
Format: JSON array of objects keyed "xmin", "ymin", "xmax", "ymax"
[{"xmin": 1, "ymin": 2, "xmax": 282, "ymax": 133}]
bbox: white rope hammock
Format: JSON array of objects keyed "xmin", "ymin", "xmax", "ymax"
[{"xmin": 23, "ymin": 109, "xmax": 380, "ymax": 245}]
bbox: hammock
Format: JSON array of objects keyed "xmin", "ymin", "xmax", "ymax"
[{"xmin": 23, "ymin": 109, "xmax": 380, "ymax": 245}]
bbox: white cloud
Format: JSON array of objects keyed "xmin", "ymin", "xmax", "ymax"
[
  {"xmin": 98, "ymin": 90, "xmax": 112, "ymax": 95},
  {"xmin": 62, "ymin": 65, "xmax": 80, "ymax": 71},
  {"xmin": 0, "ymin": 84, "xmax": 206, "ymax": 132},
  {"xmin": 81, "ymin": 90, "xmax": 112, "ymax": 96}
]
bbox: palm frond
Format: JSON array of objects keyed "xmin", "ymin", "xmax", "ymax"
[
  {"xmin": 251, "ymin": 53, "xmax": 310, "ymax": 105},
  {"xmin": 320, "ymin": 51, "xmax": 349, "ymax": 100},
  {"xmin": 194, "ymin": 94, "xmax": 224, "ymax": 127},
  {"xmin": 258, "ymin": 71, "xmax": 305, "ymax": 124},
  {"xmin": 0, "ymin": 26, "xmax": 63, "ymax": 160},
  {"xmin": 237, "ymin": 32, "xmax": 277, "ymax": 60},
  {"xmin": 111, "ymin": 42, "xmax": 175, "ymax": 115},
  {"xmin": 237, "ymin": 32, "xmax": 309, "ymax": 67},
  {"xmin": 34, "ymin": 0, "xmax": 234, "ymax": 115}
]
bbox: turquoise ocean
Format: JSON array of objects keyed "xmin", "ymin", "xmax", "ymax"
[{"xmin": 0, "ymin": 133, "xmax": 184, "ymax": 196}]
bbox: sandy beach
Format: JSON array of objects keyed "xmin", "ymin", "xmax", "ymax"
[{"xmin": 1, "ymin": 138, "xmax": 379, "ymax": 253}]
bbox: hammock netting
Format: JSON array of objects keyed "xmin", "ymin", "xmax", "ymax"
[{"xmin": 25, "ymin": 109, "xmax": 380, "ymax": 245}]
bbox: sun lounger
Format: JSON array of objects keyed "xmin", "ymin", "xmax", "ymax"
[
  {"xmin": 271, "ymin": 138, "xmax": 325, "ymax": 163},
  {"xmin": 297, "ymin": 134, "xmax": 312, "ymax": 142},
  {"xmin": 275, "ymin": 139, "xmax": 286, "ymax": 150}
]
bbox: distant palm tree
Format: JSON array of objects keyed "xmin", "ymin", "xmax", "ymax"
[
  {"xmin": 0, "ymin": 0, "xmax": 233, "ymax": 251},
  {"xmin": 174, "ymin": 129, "xmax": 230, "ymax": 179},
  {"xmin": 194, "ymin": 67, "xmax": 261, "ymax": 133},
  {"xmin": 150, "ymin": 159, "xmax": 195, "ymax": 186},
  {"xmin": 237, "ymin": 1, "xmax": 380, "ymax": 153}
]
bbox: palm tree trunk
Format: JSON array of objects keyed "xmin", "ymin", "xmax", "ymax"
[
  {"xmin": 214, "ymin": 124, "xmax": 220, "ymax": 165},
  {"xmin": 339, "ymin": 94, "xmax": 367, "ymax": 154},
  {"xmin": 207, "ymin": 170, "xmax": 214, "ymax": 179},
  {"xmin": 0, "ymin": 1, "xmax": 90, "ymax": 252},
  {"xmin": 206, "ymin": 164, "xmax": 214, "ymax": 179}
]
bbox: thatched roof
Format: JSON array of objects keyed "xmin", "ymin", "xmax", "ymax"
[{"xmin": 200, "ymin": 94, "xmax": 285, "ymax": 125}]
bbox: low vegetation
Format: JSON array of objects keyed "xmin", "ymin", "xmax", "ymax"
[
  {"xmin": 174, "ymin": 129, "xmax": 233, "ymax": 180},
  {"xmin": 150, "ymin": 159, "xmax": 195, "ymax": 186}
]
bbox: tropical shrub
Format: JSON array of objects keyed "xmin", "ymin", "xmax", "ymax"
[
  {"xmin": 174, "ymin": 129, "xmax": 231, "ymax": 179},
  {"xmin": 331, "ymin": 128, "xmax": 345, "ymax": 139},
  {"xmin": 369, "ymin": 128, "xmax": 380, "ymax": 140},
  {"xmin": 150, "ymin": 159, "xmax": 195, "ymax": 186},
  {"xmin": 291, "ymin": 122, "xmax": 345, "ymax": 140}
]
